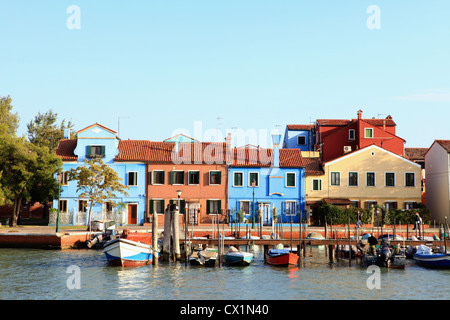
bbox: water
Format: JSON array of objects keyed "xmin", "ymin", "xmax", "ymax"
[{"xmin": 0, "ymin": 246, "xmax": 449, "ymax": 300}]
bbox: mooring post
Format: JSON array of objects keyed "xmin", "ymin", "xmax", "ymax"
[
  {"xmin": 328, "ymin": 245, "xmax": 334, "ymax": 263},
  {"xmin": 152, "ymin": 209, "xmax": 159, "ymax": 266}
]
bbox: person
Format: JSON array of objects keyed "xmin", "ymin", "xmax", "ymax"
[
  {"xmin": 368, "ymin": 235, "xmax": 378, "ymax": 255},
  {"xmin": 413, "ymin": 212, "xmax": 421, "ymax": 230},
  {"xmin": 356, "ymin": 209, "xmax": 363, "ymax": 229}
]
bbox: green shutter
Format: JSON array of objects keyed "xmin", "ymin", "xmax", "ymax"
[
  {"xmin": 218, "ymin": 200, "xmax": 222, "ymax": 214},
  {"xmin": 161, "ymin": 200, "xmax": 165, "ymax": 213},
  {"xmin": 217, "ymin": 172, "xmax": 222, "ymax": 185},
  {"xmin": 206, "ymin": 200, "xmax": 210, "ymax": 214},
  {"xmin": 180, "ymin": 200, "xmax": 185, "ymax": 214},
  {"xmin": 86, "ymin": 146, "xmax": 92, "ymax": 158},
  {"xmin": 162, "ymin": 171, "xmax": 165, "ymax": 184},
  {"xmin": 149, "ymin": 200, "xmax": 154, "ymax": 214},
  {"xmin": 101, "ymin": 146, "xmax": 106, "ymax": 157},
  {"xmin": 170, "ymin": 171, "xmax": 174, "ymax": 185}
]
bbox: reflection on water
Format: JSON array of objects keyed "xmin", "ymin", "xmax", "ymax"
[{"xmin": 0, "ymin": 246, "xmax": 448, "ymax": 300}]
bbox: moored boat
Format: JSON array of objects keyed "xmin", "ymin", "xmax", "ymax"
[
  {"xmin": 265, "ymin": 244, "xmax": 299, "ymax": 266},
  {"xmin": 223, "ymin": 246, "xmax": 253, "ymax": 266},
  {"xmin": 103, "ymin": 231, "xmax": 153, "ymax": 267},
  {"xmin": 189, "ymin": 247, "xmax": 218, "ymax": 266},
  {"xmin": 413, "ymin": 244, "xmax": 450, "ymax": 268}
]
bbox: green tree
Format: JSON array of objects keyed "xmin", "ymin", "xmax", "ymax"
[
  {"xmin": 0, "ymin": 95, "xmax": 19, "ymax": 136},
  {"xmin": 68, "ymin": 158, "xmax": 129, "ymax": 232},
  {"xmin": 0, "ymin": 132, "xmax": 61, "ymax": 226},
  {"xmin": 27, "ymin": 109, "xmax": 75, "ymax": 153}
]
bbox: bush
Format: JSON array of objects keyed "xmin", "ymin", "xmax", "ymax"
[{"xmin": 318, "ymin": 204, "xmax": 431, "ymax": 226}]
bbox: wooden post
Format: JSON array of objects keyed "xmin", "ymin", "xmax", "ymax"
[
  {"xmin": 152, "ymin": 209, "xmax": 159, "ymax": 266},
  {"xmin": 173, "ymin": 207, "xmax": 181, "ymax": 261},
  {"xmin": 264, "ymin": 244, "xmax": 269, "ymax": 263},
  {"xmin": 162, "ymin": 206, "xmax": 172, "ymax": 261},
  {"xmin": 328, "ymin": 245, "xmax": 334, "ymax": 263},
  {"xmin": 348, "ymin": 212, "xmax": 351, "ymax": 266}
]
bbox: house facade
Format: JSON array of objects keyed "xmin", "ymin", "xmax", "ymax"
[
  {"xmin": 315, "ymin": 110, "xmax": 405, "ymax": 162},
  {"xmin": 304, "ymin": 145, "xmax": 422, "ymax": 224},
  {"xmin": 425, "ymin": 140, "xmax": 450, "ymax": 223},
  {"xmin": 145, "ymin": 137, "xmax": 229, "ymax": 226},
  {"xmin": 228, "ymin": 135, "xmax": 306, "ymax": 225},
  {"xmin": 283, "ymin": 124, "xmax": 315, "ymax": 151},
  {"xmin": 54, "ymin": 123, "xmax": 147, "ymax": 226}
]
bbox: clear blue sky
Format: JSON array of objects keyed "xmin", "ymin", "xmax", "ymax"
[{"xmin": 1, "ymin": 1, "xmax": 449, "ymax": 148}]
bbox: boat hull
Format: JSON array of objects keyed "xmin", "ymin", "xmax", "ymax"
[
  {"xmin": 223, "ymin": 252, "xmax": 253, "ymax": 266},
  {"xmin": 103, "ymin": 238, "xmax": 153, "ymax": 267},
  {"xmin": 266, "ymin": 251, "xmax": 299, "ymax": 266},
  {"xmin": 414, "ymin": 253, "xmax": 450, "ymax": 268}
]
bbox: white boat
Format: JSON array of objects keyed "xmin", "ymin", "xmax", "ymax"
[
  {"xmin": 413, "ymin": 244, "xmax": 450, "ymax": 268},
  {"xmin": 222, "ymin": 246, "xmax": 253, "ymax": 266},
  {"xmin": 189, "ymin": 247, "xmax": 218, "ymax": 266},
  {"xmin": 103, "ymin": 233, "xmax": 153, "ymax": 267}
]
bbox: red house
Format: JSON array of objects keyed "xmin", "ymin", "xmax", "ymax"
[{"xmin": 315, "ymin": 110, "xmax": 405, "ymax": 162}]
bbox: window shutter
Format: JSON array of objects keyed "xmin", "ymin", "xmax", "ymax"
[
  {"xmin": 101, "ymin": 146, "xmax": 106, "ymax": 157},
  {"xmin": 206, "ymin": 200, "xmax": 210, "ymax": 214},
  {"xmin": 170, "ymin": 171, "xmax": 174, "ymax": 185},
  {"xmin": 162, "ymin": 171, "xmax": 165, "ymax": 184},
  {"xmin": 180, "ymin": 200, "xmax": 185, "ymax": 214},
  {"xmin": 217, "ymin": 172, "xmax": 222, "ymax": 185},
  {"xmin": 149, "ymin": 200, "xmax": 154, "ymax": 214},
  {"xmin": 161, "ymin": 200, "xmax": 165, "ymax": 213},
  {"xmin": 218, "ymin": 200, "xmax": 222, "ymax": 214},
  {"xmin": 86, "ymin": 146, "xmax": 92, "ymax": 158}
]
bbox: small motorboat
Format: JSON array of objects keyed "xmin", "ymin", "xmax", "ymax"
[
  {"xmin": 413, "ymin": 244, "xmax": 450, "ymax": 268},
  {"xmin": 103, "ymin": 231, "xmax": 153, "ymax": 267},
  {"xmin": 189, "ymin": 247, "xmax": 218, "ymax": 267},
  {"xmin": 265, "ymin": 244, "xmax": 299, "ymax": 266},
  {"xmin": 222, "ymin": 246, "xmax": 253, "ymax": 266}
]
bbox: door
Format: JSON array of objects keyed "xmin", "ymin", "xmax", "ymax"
[
  {"xmin": 128, "ymin": 204, "xmax": 138, "ymax": 224},
  {"xmin": 259, "ymin": 203, "xmax": 271, "ymax": 226},
  {"xmin": 187, "ymin": 202, "xmax": 199, "ymax": 226}
]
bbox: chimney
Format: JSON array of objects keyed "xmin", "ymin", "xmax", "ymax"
[
  {"xmin": 64, "ymin": 128, "xmax": 71, "ymax": 139},
  {"xmin": 357, "ymin": 109, "xmax": 363, "ymax": 120},
  {"xmin": 271, "ymin": 134, "xmax": 281, "ymax": 167},
  {"xmin": 225, "ymin": 132, "xmax": 233, "ymax": 164}
]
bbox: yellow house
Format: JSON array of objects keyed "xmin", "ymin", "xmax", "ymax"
[{"xmin": 305, "ymin": 145, "xmax": 422, "ymax": 224}]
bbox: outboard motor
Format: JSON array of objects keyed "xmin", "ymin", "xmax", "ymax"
[{"xmin": 379, "ymin": 241, "xmax": 392, "ymax": 267}]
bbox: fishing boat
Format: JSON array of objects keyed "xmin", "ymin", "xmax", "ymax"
[
  {"xmin": 103, "ymin": 232, "xmax": 153, "ymax": 267},
  {"xmin": 265, "ymin": 244, "xmax": 299, "ymax": 266},
  {"xmin": 189, "ymin": 247, "xmax": 218, "ymax": 266},
  {"xmin": 413, "ymin": 244, "xmax": 450, "ymax": 268},
  {"xmin": 222, "ymin": 246, "xmax": 253, "ymax": 266}
]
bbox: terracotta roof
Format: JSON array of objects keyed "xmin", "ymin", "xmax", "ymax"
[
  {"xmin": 316, "ymin": 119, "xmax": 352, "ymax": 126},
  {"xmin": 56, "ymin": 139, "xmax": 77, "ymax": 161},
  {"xmin": 115, "ymin": 140, "xmax": 153, "ymax": 161},
  {"xmin": 316, "ymin": 118, "xmax": 396, "ymax": 127},
  {"xmin": 286, "ymin": 124, "xmax": 314, "ymax": 130},
  {"xmin": 303, "ymin": 157, "xmax": 323, "ymax": 175},
  {"xmin": 230, "ymin": 148, "xmax": 304, "ymax": 168},
  {"xmin": 435, "ymin": 140, "xmax": 450, "ymax": 153},
  {"xmin": 405, "ymin": 147, "xmax": 428, "ymax": 161}
]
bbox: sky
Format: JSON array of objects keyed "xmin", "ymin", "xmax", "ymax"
[{"xmin": 1, "ymin": 1, "xmax": 450, "ymax": 148}]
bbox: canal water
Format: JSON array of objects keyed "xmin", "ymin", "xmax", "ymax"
[{"xmin": 0, "ymin": 246, "xmax": 448, "ymax": 301}]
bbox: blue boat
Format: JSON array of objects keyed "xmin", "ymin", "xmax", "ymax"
[
  {"xmin": 223, "ymin": 246, "xmax": 253, "ymax": 266},
  {"xmin": 413, "ymin": 244, "xmax": 450, "ymax": 268}
]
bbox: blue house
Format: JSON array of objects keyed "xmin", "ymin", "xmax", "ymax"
[
  {"xmin": 53, "ymin": 123, "xmax": 147, "ymax": 226},
  {"xmin": 228, "ymin": 134, "xmax": 306, "ymax": 225},
  {"xmin": 283, "ymin": 124, "xmax": 315, "ymax": 151}
]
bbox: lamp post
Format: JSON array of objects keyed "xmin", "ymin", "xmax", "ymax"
[
  {"xmin": 56, "ymin": 173, "xmax": 62, "ymax": 233},
  {"xmin": 251, "ymin": 180, "xmax": 256, "ymax": 229}
]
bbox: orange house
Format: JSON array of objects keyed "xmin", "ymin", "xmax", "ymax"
[{"xmin": 144, "ymin": 137, "xmax": 229, "ymax": 226}]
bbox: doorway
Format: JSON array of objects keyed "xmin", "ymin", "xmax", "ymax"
[
  {"xmin": 259, "ymin": 203, "xmax": 271, "ymax": 226},
  {"xmin": 128, "ymin": 204, "xmax": 138, "ymax": 224}
]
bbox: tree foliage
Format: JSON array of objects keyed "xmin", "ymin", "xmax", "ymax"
[
  {"xmin": 0, "ymin": 95, "xmax": 19, "ymax": 136},
  {"xmin": 27, "ymin": 109, "xmax": 75, "ymax": 153},
  {"xmin": 68, "ymin": 159, "xmax": 129, "ymax": 231}
]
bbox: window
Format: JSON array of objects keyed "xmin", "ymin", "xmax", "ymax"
[
  {"xmin": 104, "ymin": 201, "xmax": 113, "ymax": 213},
  {"xmin": 207, "ymin": 200, "xmax": 221, "ymax": 214},
  {"xmin": 364, "ymin": 128, "xmax": 373, "ymax": 138},
  {"xmin": 349, "ymin": 172, "xmax": 358, "ymax": 186},
  {"xmin": 405, "ymin": 173, "xmax": 415, "ymax": 187},
  {"xmin": 59, "ymin": 199, "xmax": 68, "ymax": 213},
  {"xmin": 297, "ymin": 136, "xmax": 306, "ymax": 145},
  {"xmin": 348, "ymin": 129, "xmax": 355, "ymax": 140},
  {"xmin": 86, "ymin": 145, "xmax": 105, "ymax": 158},
  {"xmin": 188, "ymin": 171, "xmax": 200, "ymax": 185},
  {"xmin": 286, "ymin": 173, "xmax": 296, "ymax": 187},
  {"xmin": 366, "ymin": 172, "xmax": 375, "ymax": 187},
  {"xmin": 385, "ymin": 172, "xmax": 395, "ymax": 187},
  {"xmin": 152, "ymin": 170, "xmax": 165, "ymax": 185},
  {"xmin": 405, "ymin": 202, "xmax": 416, "ymax": 210},
  {"xmin": 249, "ymin": 172, "xmax": 259, "ymax": 187},
  {"xmin": 170, "ymin": 171, "xmax": 184, "ymax": 185},
  {"xmin": 128, "ymin": 172, "xmax": 138, "ymax": 186},
  {"xmin": 233, "ymin": 172, "xmax": 243, "ymax": 187},
  {"xmin": 385, "ymin": 202, "xmax": 397, "ymax": 210},
  {"xmin": 239, "ymin": 201, "xmax": 251, "ymax": 214},
  {"xmin": 285, "ymin": 201, "xmax": 297, "ymax": 216},
  {"xmin": 330, "ymin": 172, "xmax": 340, "ymax": 186},
  {"xmin": 350, "ymin": 200, "xmax": 359, "ymax": 208},
  {"xmin": 209, "ymin": 171, "xmax": 222, "ymax": 185},
  {"xmin": 60, "ymin": 172, "xmax": 69, "ymax": 186},
  {"xmin": 365, "ymin": 201, "xmax": 377, "ymax": 209},
  {"xmin": 150, "ymin": 199, "xmax": 165, "ymax": 214},
  {"xmin": 169, "ymin": 199, "xmax": 185, "ymax": 214},
  {"xmin": 312, "ymin": 179, "xmax": 322, "ymax": 191},
  {"xmin": 78, "ymin": 200, "xmax": 88, "ymax": 213}
]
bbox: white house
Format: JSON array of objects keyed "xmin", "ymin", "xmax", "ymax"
[{"xmin": 425, "ymin": 140, "xmax": 450, "ymax": 224}]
